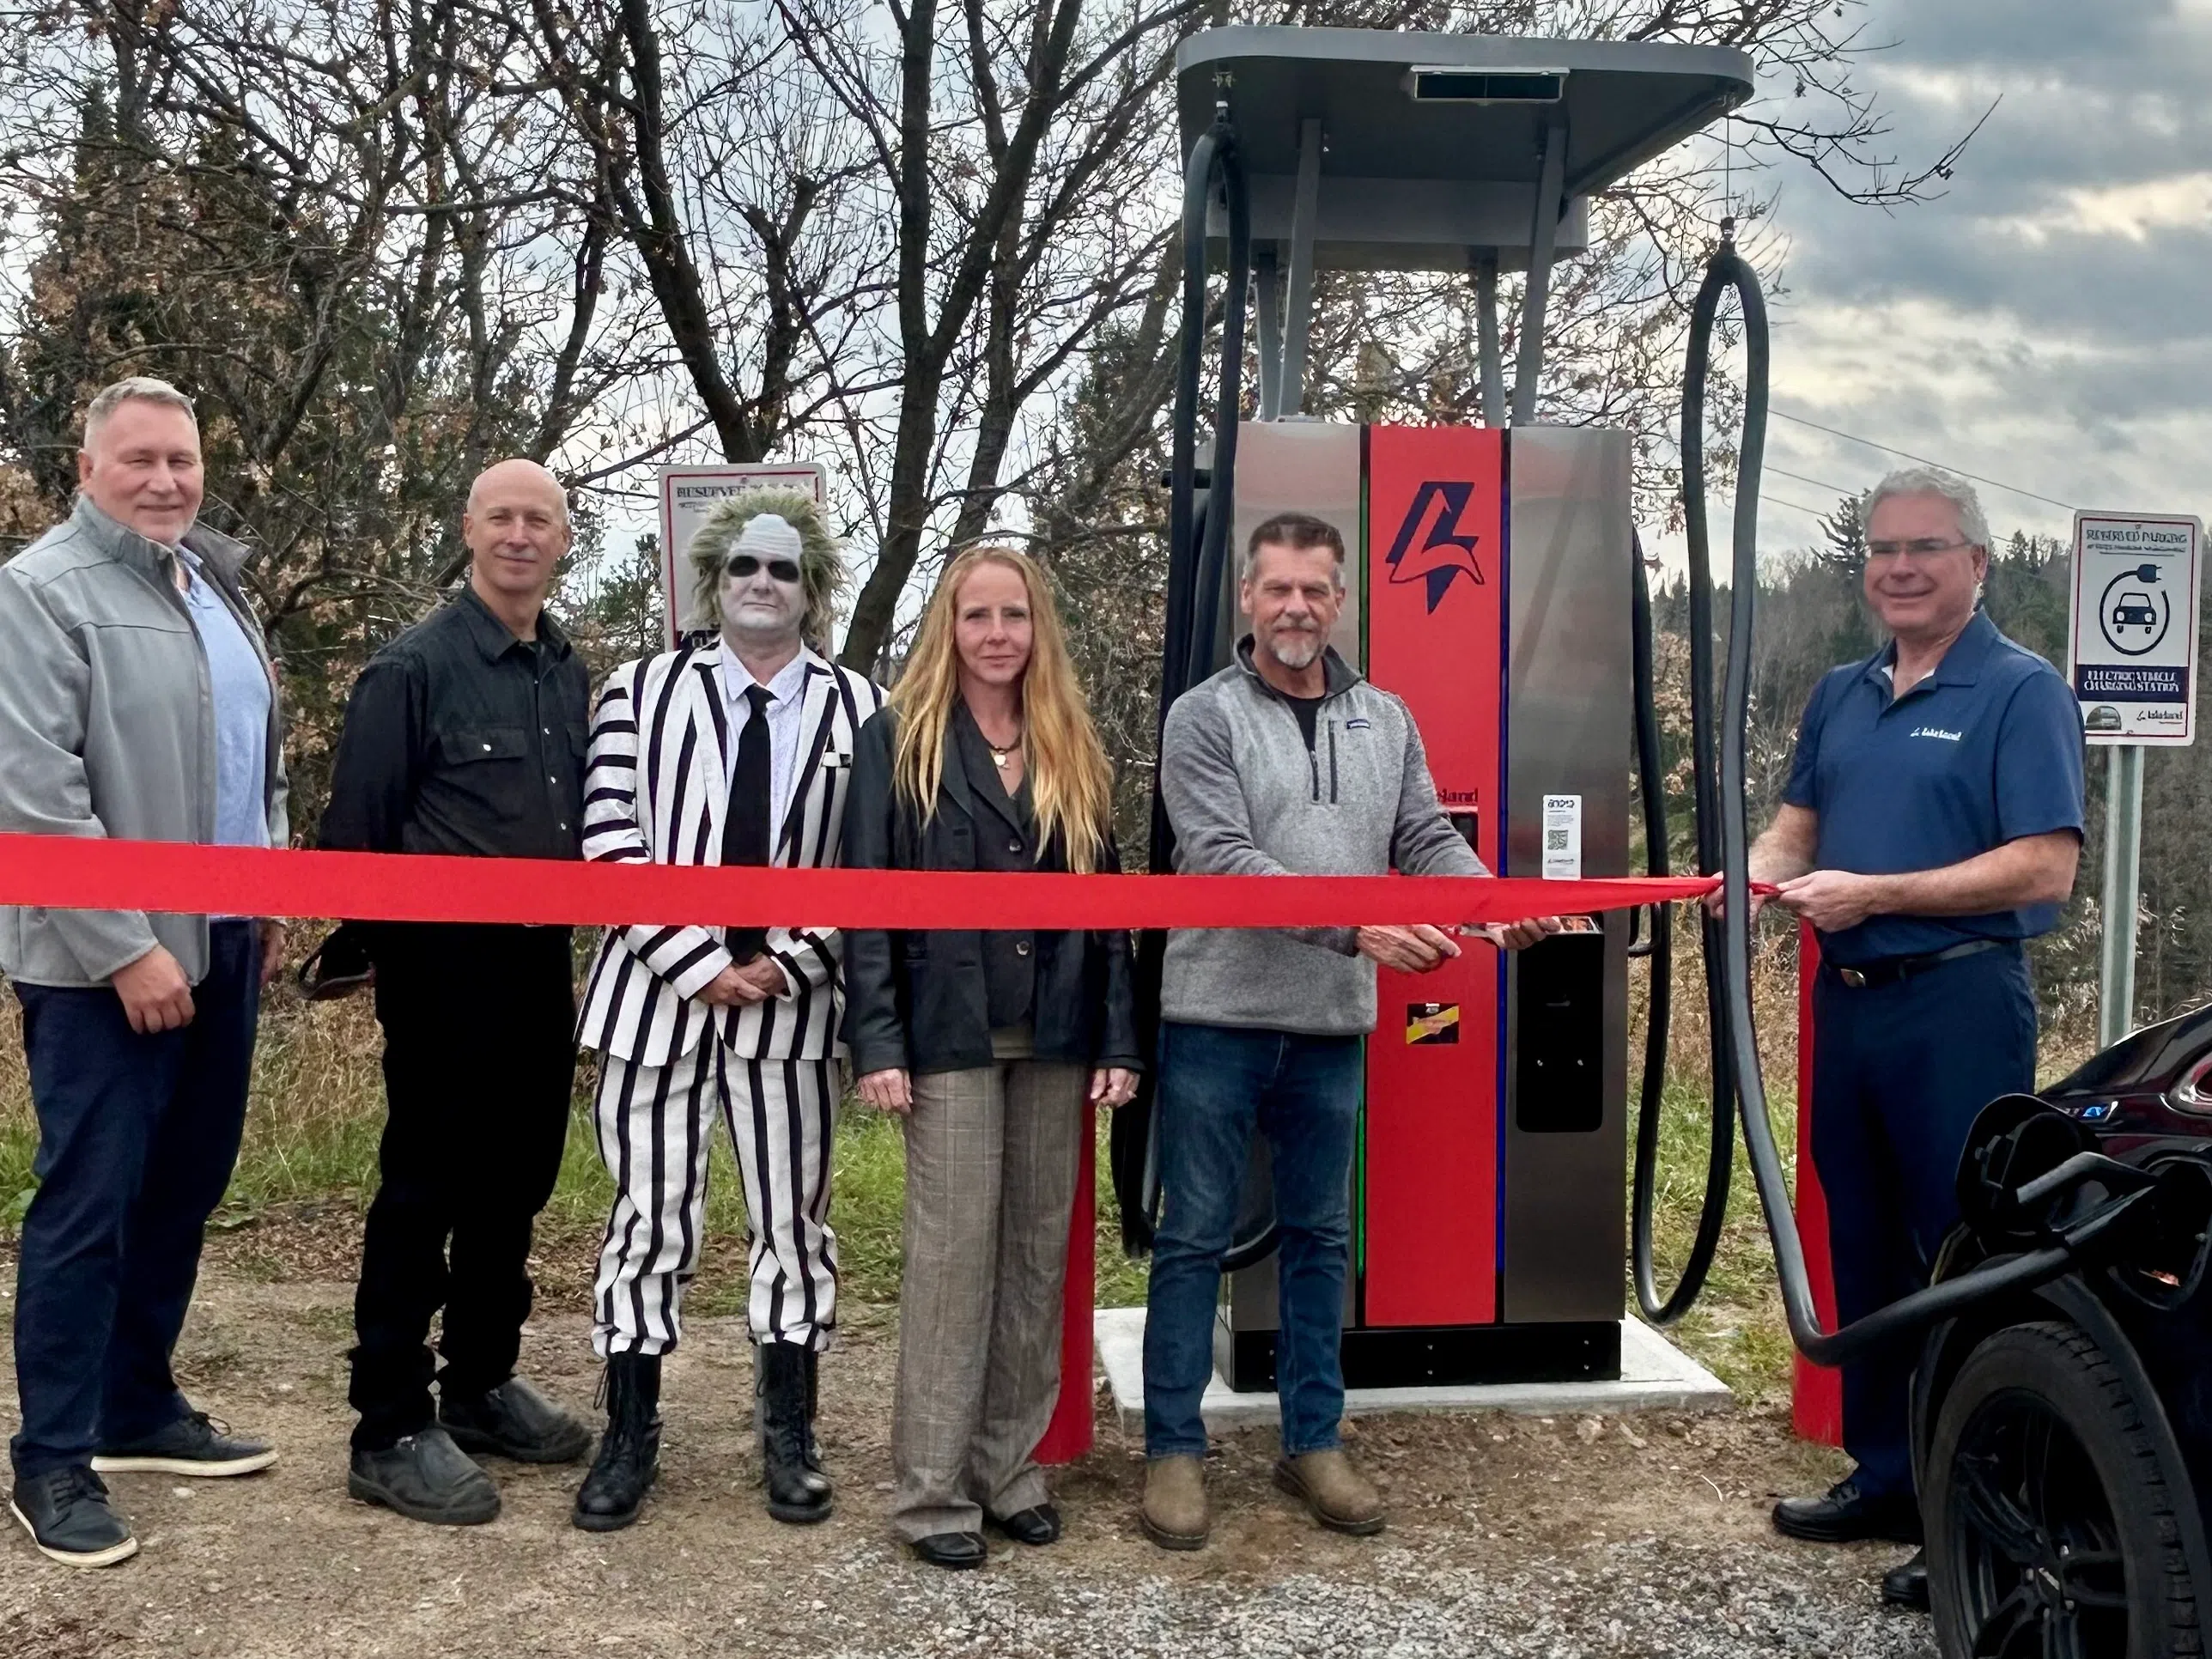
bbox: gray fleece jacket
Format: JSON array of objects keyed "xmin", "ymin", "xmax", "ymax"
[{"xmin": 1159, "ymin": 638, "xmax": 1486, "ymax": 1036}]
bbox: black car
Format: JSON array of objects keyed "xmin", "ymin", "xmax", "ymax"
[{"xmin": 1909, "ymin": 1003, "xmax": 2212, "ymax": 1656}]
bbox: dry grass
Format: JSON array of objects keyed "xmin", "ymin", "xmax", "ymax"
[
  {"xmin": 1625, "ymin": 912, "xmax": 1807, "ymax": 1402},
  {"xmin": 0, "ymin": 915, "xmax": 2073, "ymax": 1400},
  {"xmin": 0, "ymin": 974, "xmax": 1146, "ymax": 1311}
]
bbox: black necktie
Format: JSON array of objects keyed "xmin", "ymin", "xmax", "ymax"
[{"xmin": 723, "ymin": 683, "xmax": 773, "ymax": 962}]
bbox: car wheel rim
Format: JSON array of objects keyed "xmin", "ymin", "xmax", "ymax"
[{"xmin": 1950, "ymin": 1389, "xmax": 2129, "ymax": 1659}]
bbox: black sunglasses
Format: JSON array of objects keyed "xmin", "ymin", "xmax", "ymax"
[{"xmin": 726, "ymin": 554, "xmax": 801, "ymax": 582}]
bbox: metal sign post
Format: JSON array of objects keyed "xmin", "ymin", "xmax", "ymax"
[
  {"xmin": 2065, "ymin": 510, "xmax": 2203, "ymax": 1045},
  {"xmin": 655, "ymin": 463, "xmax": 827, "ymax": 648},
  {"xmin": 2100, "ymin": 744, "xmax": 2145, "ymax": 1048}
]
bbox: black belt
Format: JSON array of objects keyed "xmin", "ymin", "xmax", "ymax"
[{"xmin": 1826, "ymin": 938, "xmax": 2006, "ymax": 990}]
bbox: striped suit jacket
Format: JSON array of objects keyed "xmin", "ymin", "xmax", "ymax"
[{"xmin": 575, "ymin": 640, "xmax": 885, "ymax": 1066}]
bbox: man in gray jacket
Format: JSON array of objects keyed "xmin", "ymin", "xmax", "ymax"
[
  {"xmin": 1139, "ymin": 511, "xmax": 1553, "ymax": 1551},
  {"xmin": 0, "ymin": 378, "xmax": 287, "ymax": 1569}
]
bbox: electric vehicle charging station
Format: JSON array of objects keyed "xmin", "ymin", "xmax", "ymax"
[
  {"xmin": 1113, "ymin": 27, "xmax": 1753, "ymax": 1393},
  {"xmin": 1109, "ymin": 28, "xmax": 2212, "ymax": 1649}
]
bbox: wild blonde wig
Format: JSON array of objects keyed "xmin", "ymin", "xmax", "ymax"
[
  {"xmin": 687, "ymin": 489, "xmax": 848, "ymax": 654},
  {"xmin": 889, "ymin": 545, "xmax": 1114, "ymax": 875}
]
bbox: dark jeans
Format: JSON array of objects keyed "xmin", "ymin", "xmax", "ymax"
[
  {"xmin": 1143, "ymin": 1021, "xmax": 1364, "ymax": 1459},
  {"xmin": 349, "ymin": 923, "xmax": 576, "ymax": 1450},
  {"xmin": 1812, "ymin": 942, "xmax": 2037, "ymax": 1499},
  {"xmin": 10, "ymin": 921, "xmax": 263, "ymax": 1478}
]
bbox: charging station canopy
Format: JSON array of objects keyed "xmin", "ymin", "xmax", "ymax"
[{"xmin": 1176, "ymin": 28, "xmax": 1754, "ymax": 274}]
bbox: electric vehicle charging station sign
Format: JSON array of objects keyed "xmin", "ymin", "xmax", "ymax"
[
  {"xmin": 2067, "ymin": 511, "xmax": 2203, "ymax": 747},
  {"xmin": 656, "ymin": 462, "xmax": 828, "ymax": 648}
]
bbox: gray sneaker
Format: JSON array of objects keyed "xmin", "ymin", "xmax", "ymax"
[{"xmin": 347, "ymin": 1425, "xmax": 501, "ymax": 1525}]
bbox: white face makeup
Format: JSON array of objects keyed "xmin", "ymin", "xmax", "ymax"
[{"xmin": 719, "ymin": 515, "xmax": 806, "ymax": 652}]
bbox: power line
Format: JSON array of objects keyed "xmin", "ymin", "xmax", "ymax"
[
  {"xmin": 1769, "ymin": 408, "xmax": 2080, "ymax": 514},
  {"xmin": 1767, "ymin": 464, "xmax": 1858, "ymax": 501},
  {"xmin": 1706, "ymin": 485, "xmax": 1848, "ymax": 522},
  {"xmin": 1763, "ymin": 492, "xmax": 1838, "ymax": 521}
]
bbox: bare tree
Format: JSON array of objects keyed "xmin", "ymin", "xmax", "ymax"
[
  {"xmin": 524, "ymin": 0, "xmax": 887, "ymax": 483},
  {"xmin": 0, "ymin": 0, "xmax": 639, "ymax": 816},
  {"xmin": 0, "ymin": 0, "xmax": 1985, "ymax": 820}
]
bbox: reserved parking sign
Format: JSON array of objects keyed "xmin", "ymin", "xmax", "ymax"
[
  {"xmin": 2066, "ymin": 511, "xmax": 2203, "ymax": 747},
  {"xmin": 656, "ymin": 463, "xmax": 828, "ymax": 648}
]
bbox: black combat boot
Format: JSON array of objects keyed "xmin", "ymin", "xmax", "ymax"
[
  {"xmin": 572, "ymin": 1353, "xmax": 661, "ymax": 1533},
  {"xmin": 800, "ymin": 1346, "xmax": 827, "ymax": 1478},
  {"xmin": 757, "ymin": 1343, "xmax": 832, "ymax": 1524}
]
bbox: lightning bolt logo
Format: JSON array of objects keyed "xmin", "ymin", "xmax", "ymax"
[{"xmin": 1384, "ymin": 481, "xmax": 1486, "ymax": 612}]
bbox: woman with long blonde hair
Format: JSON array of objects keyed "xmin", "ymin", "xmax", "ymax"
[{"xmin": 842, "ymin": 544, "xmax": 1139, "ymax": 1569}]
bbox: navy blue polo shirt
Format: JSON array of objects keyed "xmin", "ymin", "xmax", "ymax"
[{"xmin": 1782, "ymin": 610, "xmax": 2085, "ymax": 966}]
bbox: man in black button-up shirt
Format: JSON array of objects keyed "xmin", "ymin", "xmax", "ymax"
[
  {"xmin": 319, "ymin": 585, "xmax": 586, "ymax": 860},
  {"xmin": 320, "ymin": 459, "xmax": 592, "ymax": 1526}
]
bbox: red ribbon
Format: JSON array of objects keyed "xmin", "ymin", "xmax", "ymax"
[{"xmin": 0, "ymin": 834, "xmax": 1718, "ymax": 930}]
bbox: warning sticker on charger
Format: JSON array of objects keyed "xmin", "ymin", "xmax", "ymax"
[
  {"xmin": 1406, "ymin": 1003, "xmax": 1461, "ymax": 1045},
  {"xmin": 1542, "ymin": 795, "xmax": 1583, "ymax": 879}
]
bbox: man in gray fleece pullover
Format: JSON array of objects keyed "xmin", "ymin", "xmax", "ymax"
[{"xmin": 1139, "ymin": 512, "xmax": 1553, "ymax": 1553}]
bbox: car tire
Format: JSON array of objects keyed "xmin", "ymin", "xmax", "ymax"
[{"xmin": 1925, "ymin": 1319, "xmax": 2203, "ymax": 1658}]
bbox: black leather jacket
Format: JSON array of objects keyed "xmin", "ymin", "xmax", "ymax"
[{"xmin": 840, "ymin": 705, "xmax": 1140, "ymax": 1079}]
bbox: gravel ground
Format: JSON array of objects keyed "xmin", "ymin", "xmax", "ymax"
[{"xmin": 0, "ymin": 1260, "xmax": 1938, "ymax": 1659}]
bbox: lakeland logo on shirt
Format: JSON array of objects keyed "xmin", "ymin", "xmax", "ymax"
[{"xmin": 1911, "ymin": 725, "xmax": 1965, "ymax": 741}]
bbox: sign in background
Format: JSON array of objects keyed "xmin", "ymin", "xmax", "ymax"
[
  {"xmin": 2066, "ymin": 511, "xmax": 2203, "ymax": 747},
  {"xmin": 656, "ymin": 463, "xmax": 828, "ymax": 648}
]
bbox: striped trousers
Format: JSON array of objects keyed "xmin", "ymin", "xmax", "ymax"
[{"xmin": 590, "ymin": 1044, "xmax": 839, "ymax": 1355}]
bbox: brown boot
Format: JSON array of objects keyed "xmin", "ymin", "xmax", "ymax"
[
  {"xmin": 1140, "ymin": 1454, "xmax": 1210, "ymax": 1550},
  {"xmin": 1274, "ymin": 1449, "xmax": 1385, "ymax": 1535}
]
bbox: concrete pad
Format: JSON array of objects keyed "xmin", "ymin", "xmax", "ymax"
[{"xmin": 1094, "ymin": 1305, "xmax": 1732, "ymax": 1438}]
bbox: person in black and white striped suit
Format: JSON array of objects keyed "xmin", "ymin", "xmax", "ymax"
[{"xmin": 568, "ymin": 493, "xmax": 882, "ymax": 1534}]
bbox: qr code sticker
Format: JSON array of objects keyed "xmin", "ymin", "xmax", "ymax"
[{"xmin": 1545, "ymin": 828, "xmax": 1570, "ymax": 853}]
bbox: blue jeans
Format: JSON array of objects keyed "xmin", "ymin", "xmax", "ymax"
[
  {"xmin": 1812, "ymin": 942, "xmax": 2037, "ymax": 1499},
  {"xmin": 9, "ymin": 921, "xmax": 262, "ymax": 1478},
  {"xmin": 1143, "ymin": 1022, "xmax": 1363, "ymax": 1459}
]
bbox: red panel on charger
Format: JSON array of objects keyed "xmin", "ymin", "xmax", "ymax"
[{"xmin": 1361, "ymin": 424, "xmax": 1505, "ymax": 1328}]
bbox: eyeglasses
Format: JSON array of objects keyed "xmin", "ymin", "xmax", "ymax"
[
  {"xmin": 1866, "ymin": 538, "xmax": 1978, "ymax": 560},
  {"xmin": 726, "ymin": 554, "xmax": 801, "ymax": 583}
]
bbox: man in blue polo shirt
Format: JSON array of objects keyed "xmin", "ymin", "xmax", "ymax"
[{"xmin": 1740, "ymin": 466, "xmax": 2084, "ymax": 1609}]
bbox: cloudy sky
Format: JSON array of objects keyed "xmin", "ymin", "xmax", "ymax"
[{"xmin": 1734, "ymin": 0, "xmax": 2212, "ymax": 558}]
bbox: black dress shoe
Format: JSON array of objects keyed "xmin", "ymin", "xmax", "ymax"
[
  {"xmin": 94, "ymin": 1411, "xmax": 278, "ymax": 1478},
  {"xmin": 10, "ymin": 1468, "xmax": 138, "ymax": 1568},
  {"xmin": 1881, "ymin": 1549, "xmax": 1930, "ymax": 1610},
  {"xmin": 1772, "ymin": 1478, "xmax": 1921, "ymax": 1544},
  {"xmin": 348, "ymin": 1426, "xmax": 501, "ymax": 1525},
  {"xmin": 988, "ymin": 1504, "xmax": 1061, "ymax": 1546},
  {"xmin": 440, "ymin": 1376, "xmax": 592, "ymax": 1465},
  {"xmin": 911, "ymin": 1530, "xmax": 988, "ymax": 1570}
]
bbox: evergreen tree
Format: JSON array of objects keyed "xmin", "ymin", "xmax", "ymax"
[{"xmin": 1817, "ymin": 492, "xmax": 1868, "ymax": 568}]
